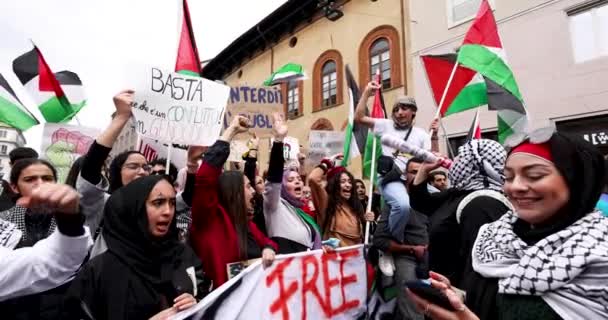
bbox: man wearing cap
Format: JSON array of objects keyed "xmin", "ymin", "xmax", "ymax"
[{"xmin": 354, "ymin": 81, "xmax": 431, "ymax": 244}]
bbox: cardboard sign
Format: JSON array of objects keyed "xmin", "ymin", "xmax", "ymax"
[
  {"xmin": 40, "ymin": 123, "xmax": 100, "ymax": 183},
  {"xmin": 308, "ymin": 130, "xmax": 345, "ymax": 167},
  {"xmin": 172, "ymin": 245, "xmax": 367, "ymax": 320},
  {"xmin": 228, "ymin": 140, "xmax": 249, "ymax": 163},
  {"xmin": 132, "ymin": 67, "xmax": 230, "ymax": 146},
  {"xmin": 224, "ymin": 85, "xmax": 283, "ymax": 138}
]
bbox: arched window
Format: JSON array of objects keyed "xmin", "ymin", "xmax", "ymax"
[
  {"xmin": 359, "ymin": 25, "xmax": 403, "ymax": 90},
  {"xmin": 370, "ymin": 38, "xmax": 391, "ymax": 89},
  {"xmin": 310, "ymin": 118, "xmax": 334, "ymax": 131},
  {"xmin": 321, "ymin": 60, "xmax": 337, "ymax": 107},
  {"xmin": 313, "ymin": 50, "xmax": 344, "ymax": 111},
  {"xmin": 282, "ymin": 79, "xmax": 303, "ymax": 120}
]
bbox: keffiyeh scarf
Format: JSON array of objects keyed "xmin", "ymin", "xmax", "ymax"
[
  {"xmin": 0, "ymin": 218, "xmax": 21, "ymax": 249},
  {"xmin": 0, "ymin": 205, "xmax": 56, "ymax": 247},
  {"xmin": 472, "ymin": 210, "xmax": 608, "ymax": 320},
  {"xmin": 449, "ymin": 139, "xmax": 506, "ymax": 192}
]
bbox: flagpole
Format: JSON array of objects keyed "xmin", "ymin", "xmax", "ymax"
[
  {"xmin": 430, "ymin": 61, "xmax": 459, "ymax": 136},
  {"xmin": 165, "ymin": 144, "xmax": 173, "ymax": 175},
  {"xmin": 364, "ymin": 133, "xmax": 376, "ymax": 245}
]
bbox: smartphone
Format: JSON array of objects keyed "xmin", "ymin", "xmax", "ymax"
[{"xmin": 405, "ymin": 280, "xmax": 456, "ymax": 311}]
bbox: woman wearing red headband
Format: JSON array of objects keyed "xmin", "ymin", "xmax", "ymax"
[
  {"xmin": 408, "ymin": 130, "xmax": 608, "ymax": 320},
  {"xmin": 308, "ymin": 156, "xmax": 374, "ymax": 247}
]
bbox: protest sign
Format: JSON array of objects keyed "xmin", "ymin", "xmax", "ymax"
[
  {"xmin": 228, "ymin": 140, "xmax": 249, "ymax": 163},
  {"xmin": 40, "ymin": 123, "xmax": 100, "ymax": 183},
  {"xmin": 223, "ymin": 85, "xmax": 283, "ymax": 138},
  {"xmin": 138, "ymin": 136, "xmax": 188, "ymax": 168},
  {"xmin": 132, "ymin": 67, "xmax": 230, "ymax": 146},
  {"xmin": 308, "ymin": 130, "xmax": 345, "ymax": 165},
  {"xmin": 270, "ymin": 136, "xmax": 300, "ymax": 161},
  {"xmin": 171, "ymin": 245, "xmax": 367, "ymax": 320}
]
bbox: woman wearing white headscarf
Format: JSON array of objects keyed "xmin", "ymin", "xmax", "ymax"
[{"xmin": 408, "ymin": 139, "xmax": 512, "ymax": 320}]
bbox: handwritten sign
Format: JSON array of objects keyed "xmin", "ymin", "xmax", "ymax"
[
  {"xmin": 40, "ymin": 123, "xmax": 100, "ymax": 183},
  {"xmin": 172, "ymin": 245, "xmax": 367, "ymax": 320},
  {"xmin": 308, "ymin": 130, "xmax": 345, "ymax": 166},
  {"xmin": 228, "ymin": 140, "xmax": 249, "ymax": 163},
  {"xmin": 223, "ymin": 85, "xmax": 283, "ymax": 138},
  {"xmin": 132, "ymin": 67, "xmax": 230, "ymax": 146}
]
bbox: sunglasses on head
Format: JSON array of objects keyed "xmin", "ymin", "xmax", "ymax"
[
  {"xmin": 504, "ymin": 126, "xmax": 556, "ymax": 152},
  {"xmin": 151, "ymin": 170, "xmax": 166, "ymax": 175}
]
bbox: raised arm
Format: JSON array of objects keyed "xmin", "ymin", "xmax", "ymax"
[
  {"xmin": 263, "ymin": 114, "xmax": 288, "ymax": 214},
  {"xmin": 307, "ymin": 161, "xmax": 330, "ymax": 227},
  {"xmin": 354, "ymin": 81, "xmax": 381, "ymax": 128},
  {"xmin": 243, "ymin": 135, "xmax": 259, "ymax": 185},
  {"xmin": 191, "ymin": 116, "xmax": 249, "ymax": 229},
  {"xmin": 429, "ymin": 118, "xmax": 439, "ymax": 153},
  {"xmin": 410, "ymin": 159, "xmax": 448, "ymax": 215}
]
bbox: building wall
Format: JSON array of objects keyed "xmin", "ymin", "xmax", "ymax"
[
  {"xmin": 221, "ymin": 0, "xmax": 409, "ymax": 176},
  {"xmin": 409, "ymin": 0, "xmax": 608, "ymax": 153},
  {"xmin": 0, "ymin": 124, "xmax": 26, "ymax": 179}
]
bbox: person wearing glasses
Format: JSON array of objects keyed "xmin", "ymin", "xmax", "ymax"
[
  {"xmin": 149, "ymin": 158, "xmax": 178, "ymax": 183},
  {"xmin": 75, "ymin": 90, "xmax": 152, "ymax": 257},
  {"xmin": 407, "ymin": 130, "xmax": 608, "ymax": 320},
  {"xmin": 408, "ymin": 139, "xmax": 511, "ymax": 320}
]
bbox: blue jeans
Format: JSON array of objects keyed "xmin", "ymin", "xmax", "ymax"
[{"xmin": 378, "ymin": 177, "xmax": 410, "ymax": 243}]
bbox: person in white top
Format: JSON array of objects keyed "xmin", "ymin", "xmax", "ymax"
[
  {"xmin": 0, "ymin": 183, "xmax": 92, "ymax": 302},
  {"xmin": 354, "ymin": 81, "xmax": 431, "ymax": 243}
]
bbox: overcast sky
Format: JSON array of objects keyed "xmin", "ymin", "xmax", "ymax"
[{"xmin": 0, "ymin": 0, "xmax": 286, "ymax": 150}]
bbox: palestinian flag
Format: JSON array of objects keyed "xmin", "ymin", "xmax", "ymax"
[
  {"xmin": 421, "ymin": 53, "xmax": 487, "ymax": 117},
  {"xmin": 456, "ymin": 0, "xmax": 528, "ymax": 143},
  {"xmin": 0, "ymin": 73, "xmax": 39, "ymax": 131},
  {"xmin": 466, "ymin": 109, "xmax": 482, "ymax": 140},
  {"xmin": 263, "ymin": 63, "xmax": 306, "ymax": 86},
  {"xmin": 175, "ymin": 0, "xmax": 202, "ymax": 76},
  {"xmin": 362, "ymin": 73, "xmax": 385, "ymax": 179},
  {"xmin": 12, "ymin": 46, "xmax": 86, "ymax": 123},
  {"xmin": 341, "ymin": 65, "xmax": 367, "ymax": 166}
]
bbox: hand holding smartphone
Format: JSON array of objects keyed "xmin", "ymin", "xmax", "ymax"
[{"xmin": 405, "ymin": 280, "xmax": 457, "ymax": 311}]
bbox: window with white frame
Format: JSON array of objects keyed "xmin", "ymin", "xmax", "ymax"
[
  {"xmin": 569, "ymin": 2, "xmax": 608, "ymax": 63},
  {"xmin": 0, "ymin": 130, "xmax": 7, "ymax": 138},
  {"xmin": 0, "ymin": 145, "xmax": 7, "ymax": 155},
  {"xmin": 370, "ymin": 38, "xmax": 391, "ymax": 89},
  {"xmin": 321, "ymin": 61, "xmax": 337, "ymax": 107},
  {"xmin": 287, "ymin": 80, "xmax": 299, "ymax": 118},
  {"xmin": 447, "ymin": 0, "xmax": 493, "ymax": 27}
]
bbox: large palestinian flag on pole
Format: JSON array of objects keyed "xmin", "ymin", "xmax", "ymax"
[
  {"xmin": 12, "ymin": 46, "xmax": 86, "ymax": 123},
  {"xmin": 175, "ymin": 0, "xmax": 202, "ymax": 76},
  {"xmin": 456, "ymin": 0, "xmax": 528, "ymax": 143},
  {"xmin": 0, "ymin": 73, "xmax": 39, "ymax": 131},
  {"xmin": 421, "ymin": 53, "xmax": 487, "ymax": 117},
  {"xmin": 341, "ymin": 65, "xmax": 367, "ymax": 166}
]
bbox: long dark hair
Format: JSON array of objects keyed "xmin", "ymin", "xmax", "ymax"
[
  {"xmin": 323, "ymin": 170, "xmax": 364, "ymax": 235},
  {"xmin": 10, "ymin": 158, "xmax": 57, "ymax": 186},
  {"xmin": 218, "ymin": 170, "xmax": 248, "ymax": 259},
  {"xmin": 65, "ymin": 157, "xmax": 85, "ymax": 188},
  {"xmin": 109, "ymin": 151, "xmax": 143, "ymax": 193}
]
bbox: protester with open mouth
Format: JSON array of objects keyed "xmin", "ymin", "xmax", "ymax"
[
  {"xmin": 63, "ymin": 175, "xmax": 206, "ymax": 320},
  {"xmin": 264, "ymin": 114, "xmax": 322, "ymax": 254},
  {"xmin": 189, "ymin": 116, "xmax": 277, "ymax": 289},
  {"xmin": 308, "ymin": 155, "xmax": 375, "ymax": 247},
  {"xmin": 408, "ymin": 130, "xmax": 608, "ymax": 320}
]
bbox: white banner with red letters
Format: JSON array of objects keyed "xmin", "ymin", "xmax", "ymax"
[{"xmin": 171, "ymin": 245, "xmax": 367, "ymax": 320}]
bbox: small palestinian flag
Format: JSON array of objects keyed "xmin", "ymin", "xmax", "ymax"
[
  {"xmin": 421, "ymin": 53, "xmax": 487, "ymax": 117},
  {"xmin": 12, "ymin": 46, "xmax": 86, "ymax": 123},
  {"xmin": 362, "ymin": 72, "xmax": 385, "ymax": 179},
  {"xmin": 263, "ymin": 63, "xmax": 306, "ymax": 86},
  {"xmin": 456, "ymin": 0, "xmax": 528, "ymax": 143},
  {"xmin": 466, "ymin": 109, "xmax": 482, "ymax": 141},
  {"xmin": 175, "ymin": 0, "xmax": 202, "ymax": 77},
  {"xmin": 0, "ymin": 73, "xmax": 39, "ymax": 131}
]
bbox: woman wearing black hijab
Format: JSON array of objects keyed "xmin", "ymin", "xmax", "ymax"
[
  {"xmin": 407, "ymin": 131, "xmax": 608, "ymax": 320},
  {"xmin": 63, "ymin": 175, "xmax": 206, "ymax": 320}
]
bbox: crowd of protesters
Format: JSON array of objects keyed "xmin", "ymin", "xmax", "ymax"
[{"xmin": 0, "ymin": 80, "xmax": 607, "ymax": 320}]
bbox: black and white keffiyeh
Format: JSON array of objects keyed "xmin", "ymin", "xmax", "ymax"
[
  {"xmin": 0, "ymin": 218, "xmax": 21, "ymax": 249},
  {"xmin": 0, "ymin": 205, "xmax": 56, "ymax": 247},
  {"xmin": 448, "ymin": 139, "xmax": 506, "ymax": 192},
  {"xmin": 472, "ymin": 210, "xmax": 608, "ymax": 320}
]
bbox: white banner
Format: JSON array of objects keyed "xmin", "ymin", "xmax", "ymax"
[
  {"xmin": 132, "ymin": 67, "xmax": 230, "ymax": 146},
  {"xmin": 40, "ymin": 123, "xmax": 100, "ymax": 183},
  {"xmin": 228, "ymin": 140, "xmax": 249, "ymax": 163},
  {"xmin": 172, "ymin": 245, "xmax": 367, "ymax": 320},
  {"xmin": 138, "ymin": 136, "xmax": 188, "ymax": 169},
  {"xmin": 308, "ymin": 130, "xmax": 345, "ymax": 165}
]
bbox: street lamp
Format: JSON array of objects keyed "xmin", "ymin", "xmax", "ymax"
[{"xmin": 318, "ymin": 0, "xmax": 344, "ymax": 21}]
